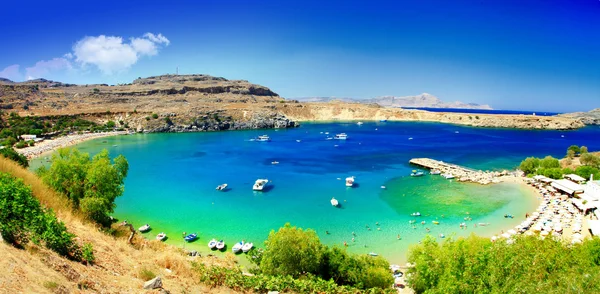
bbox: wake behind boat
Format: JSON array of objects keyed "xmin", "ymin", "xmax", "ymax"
[{"xmin": 253, "ymin": 179, "xmax": 269, "ymax": 191}]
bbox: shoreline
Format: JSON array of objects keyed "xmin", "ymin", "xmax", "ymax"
[{"xmin": 15, "ymin": 131, "xmax": 128, "ymax": 160}]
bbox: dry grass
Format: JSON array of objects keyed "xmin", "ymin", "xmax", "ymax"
[{"xmin": 0, "ymin": 156, "xmax": 243, "ymax": 293}]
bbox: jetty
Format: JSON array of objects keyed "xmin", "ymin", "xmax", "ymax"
[{"xmin": 409, "ymin": 158, "xmax": 507, "ymax": 185}]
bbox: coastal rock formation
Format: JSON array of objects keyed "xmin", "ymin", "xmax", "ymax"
[
  {"xmin": 277, "ymin": 102, "xmax": 584, "ymax": 130},
  {"xmin": 559, "ymin": 108, "xmax": 600, "ymax": 125}
]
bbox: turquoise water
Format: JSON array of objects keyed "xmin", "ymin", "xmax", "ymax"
[{"xmin": 32, "ymin": 122, "xmax": 600, "ymax": 263}]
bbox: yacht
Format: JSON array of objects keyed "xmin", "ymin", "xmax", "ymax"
[
  {"xmin": 334, "ymin": 133, "xmax": 348, "ymax": 140},
  {"xmin": 216, "ymin": 183, "xmax": 228, "ymax": 191},
  {"xmin": 442, "ymin": 173, "xmax": 455, "ymax": 179},
  {"xmin": 253, "ymin": 179, "xmax": 269, "ymax": 191},
  {"xmin": 331, "ymin": 197, "xmax": 339, "ymax": 207},
  {"xmin": 411, "ymin": 170, "xmax": 425, "ymax": 177},
  {"xmin": 255, "ymin": 135, "xmax": 271, "ymax": 142},
  {"xmin": 430, "ymin": 169, "xmax": 441, "ymax": 175},
  {"xmin": 345, "ymin": 176, "xmax": 355, "ymax": 187}
]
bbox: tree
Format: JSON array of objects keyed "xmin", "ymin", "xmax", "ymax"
[
  {"xmin": 519, "ymin": 157, "xmax": 540, "ymax": 175},
  {"xmin": 581, "ymin": 146, "xmax": 589, "ymax": 154},
  {"xmin": 566, "ymin": 149, "xmax": 576, "ymax": 159},
  {"xmin": 105, "ymin": 120, "xmax": 116, "ymax": 128},
  {"xmin": 581, "ymin": 153, "xmax": 600, "ymax": 168},
  {"xmin": 0, "ymin": 147, "xmax": 29, "ymax": 167},
  {"xmin": 260, "ymin": 223, "xmax": 325, "ymax": 278},
  {"xmin": 38, "ymin": 148, "xmax": 128, "ymax": 225},
  {"xmin": 0, "ymin": 173, "xmax": 42, "ymax": 245},
  {"xmin": 540, "ymin": 156, "xmax": 560, "ymax": 169},
  {"xmin": 575, "ymin": 166, "xmax": 600, "ymax": 181},
  {"xmin": 568, "ymin": 145, "xmax": 580, "ymax": 155}
]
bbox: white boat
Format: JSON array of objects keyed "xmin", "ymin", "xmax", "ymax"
[
  {"xmin": 331, "ymin": 197, "xmax": 339, "ymax": 207},
  {"xmin": 232, "ymin": 241, "xmax": 244, "ymax": 253},
  {"xmin": 216, "ymin": 240, "xmax": 225, "ymax": 250},
  {"xmin": 368, "ymin": 252, "xmax": 378, "ymax": 256},
  {"xmin": 296, "ymin": 140, "xmax": 301, "ymax": 142},
  {"xmin": 216, "ymin": 183, "xmax": 228, "ymax": 191},
  {"xmin": 357, "ymin": 122, "xmax": 363, "ymax": 125},
  {"xmin": 442, "ymin": 173, "xmax": 455, "ymax": 179},
  {"xmin": 253, "ymin": 179, "xmax": 269, "ymax": 191},
  {"xmin": 345, "ymin": 176, "xmax": 355, "ymax": 187},
  {"xmin": 138, "ymin": 224, "xmax": 151, "ymax": 232},
  {"xmin": 334, "ymin": 133, "xmax": 348, "ymax": 140},
  {"xmin": 430, "ymin": 169, "xmax": 441, "ymax": 175},
  {"xmin": 255, "ymin": 135, "xmax": 271, "ymax": 142},
  {"xmin": 411, "ymin": 212, "xmax": 421, "ymax": 217},
  {"xmin": 381, "ymin": 185, "xmax": 386, "ymax": 189},
  {"xmin": 156, "ymin": 232, "xmax": 166, "ymax": 241},
  {"xmin": 208, "ymin": 239, "xmax": 218, "ymax": 249},
  {"xmin": 271, "ymin": 161, "xmax": 279, "ymax": 165},
  {"xmin": 242, "ymin": 242, "xmax": 254, "ymax": 253}
]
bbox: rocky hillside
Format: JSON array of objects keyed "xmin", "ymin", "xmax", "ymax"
[
  {"xmin": 0, "ymin": 74, "xmax": 584, "ymax": 131},
  {"xmin": 296, "ymin": 93, "xmax": 492, "ymax": 109},
  {"xmin": 559, "ymin": 108, "xmax": 600, "ymax": 125}
]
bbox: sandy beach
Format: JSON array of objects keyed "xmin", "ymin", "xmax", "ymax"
[{"xmin": 15, "ymin": 131, "xmax": 128, "ymax": 159}]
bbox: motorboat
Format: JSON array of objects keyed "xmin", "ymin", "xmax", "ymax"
[
  {"xmin": 242, "ymin": 242, "xmax": 254, "ymax": 253},
  {"xmin": 208, "ymin": 239, "xmax": 218, "ymax": 249},
  {"xmin": 156, "ymin": 232, "xmax": 167, "ymax": 241},
  {"xmin": 411, "ymin": 170, "xmax": 424, "ymax": 177},
  {"xmin": 357, "ymin": 122, "xmax": 363, "ymax": 125},
  {"xmin": 184, "ymin": 233, "xmax": 198, "ymax": 242},
  {"xmin": 253, "ymin": 179, "xmax": 269, "ymax": 191},
  {"xmin": 255, "ymin": 135, "xmax": 271, "ymax": 142},
  {"xmin": 432, "ymin": 221, "xmax": 440, "ymax": 225},
  {"xmin": 216, "ymin": 183, "xmax": 228, "ymax": 191},
  {"xmin": 331, "ymin": 197, "xmax": 339, "ymax": 207},
  {"xmin": 296, "ymin": 140, "xmax": 301, "ymax": 142},
  {"xmin": 379, "ymin": 119, "xmax": 387, "ymax": 122},
  {"xmin": 216, "ymin": 240, "xmax": 225, "ymax": 250},
  {"xmin": 442, "ymin": 173, "xmax": 455, "ymax": 179},
  {"xmin": 232, "ymin": 241, "xmax": 244, "ymax": 253},
  {"xmin": 345, "ymin": 176, "xmax": 355, "ymax": 187},
  {"xmin": 271, "ymin": 161, "xmax": 279, "ymax": 165},
  {"xmin": 139, "ymin": 224, "xmax": 151, "ymax": 232},
  {"xmin": 334, "ymin": 133, "xmax": 348, "ymax": 140},
  {"xmin": 381, "ymin": 185, "xmax": 386, "ymax": 189},
  {"xmin": 504, "ymin": 214, "xmax": 514, "ymax": 219},
  {"xmin": 411, "ymin": 212, "xmax": 421, "ymax": 217},
  {"xmin": 368, "ymin": 252, "xmax": 378, "ymax": 256},
  {"xmin": 430, "ymin": 169, "xmax": 441, "ymax": 175}
]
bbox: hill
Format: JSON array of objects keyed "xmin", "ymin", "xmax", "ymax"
[{"xmin": 559, "ymin": 108, "xmax": 600, "ymax": 125}]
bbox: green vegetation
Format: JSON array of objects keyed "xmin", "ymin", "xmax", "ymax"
[
  {"xmin": 152, "ymin": 113, "xmax": 159, "ymax": 119},
  {"xmin": 519, "ymin": 146, "xmax": 600, "ymax": 180},
  {"xmin": 0, "ymin": 172, "xmax": 80, "ymax": 259},
  {"xmin": 138, "ymin": 268, "xmax": 156, "ymax": 280},
  {"xmin": 105, "ymin": 120, "xmax": 116, "ymax": 129},
  {"xmin": 37, "ymin": 148, "xmax": 129, "ymax": 226},
  {"xmin": 407, "ymin": 234, "xmax": 600, "ymax": 293},
  {"xmin": 0, "ymin": 147, "xmax": 29, "ymax": 167},
  {"xmin": 250, "ymin": 223, "xmax": 393, "ymax": 290}
]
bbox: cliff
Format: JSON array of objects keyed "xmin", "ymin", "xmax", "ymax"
[{"xmin": 558, "ymin": 108, "xmax": 600, "ymax": 125}]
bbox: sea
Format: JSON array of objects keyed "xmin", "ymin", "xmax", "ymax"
[{"xmin": 31, "ymin": 121, "xmax": 600, "ymax": 264}]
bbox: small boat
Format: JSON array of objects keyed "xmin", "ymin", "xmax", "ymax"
[
  {"xmin": 232, "ymin": 241, "xmax": 244, "ymax": 253},
  {"xmin": 381, "ymin": 185, "xmax": 386, "ymax": 189},
  {"xmin": 216, "ymin": 183, "xmax": 228, "ymax": 191},
  {"xmin": 208, "ymin": 239, "xmax": 218, "ymax": 249},
  {"xmin": 271, "ymin": 161, "xmax": 279, "ymax": 165},
  {"xmin": 379, "ymin": 119, "xmax": 387, "ymax": 122},
  {"xmin": 478, "ymin": 223, "xmax": 489, "ymax": 226},
  {"xmin": 331, "ymin": 197, "xmax": 339, "ymax": 207},
  {"xmin": 253, "ymin": 179, "xmax": 269, "ymax": 191},
  {"xmin": 411, "ymin": 170, "xmax": 425, "ymax": 177},
  {"xmin": 184, "ymin": 233, "xmax": 198, "ymax": 242},
  {"xmin": 345, "ymin": 176, "xmax": 355, "ymax": 187},
  {"xmin": 255, "ymin": 135, "xmax": 271, "ymax": 142},
  {"xmin": 156, "ymin": 232, "xmax": 167, "ymax": 241},
  {"xmin": 139, "ymin": 224, "xmax": 151, "ymax": 232},
  {"xmin": 442, "ymin": 173, "xmax": 455, "ymax": 179},
  {"xmin": 430, "ymin": 169, "xmax": 441, "ymax": 175},
  {"xmin": 357, "ymin": 122, "xmax": 363, "ymax": 125},
  {"xmin": 368, "ymin": 252, "xmax": 378, "ymax": 256},
  {"xmin": 216, "ymin": 240, "xmax": 225, "ymax": 250},
  {"xmin": 439, "ymin": 234, "xmax": 445, "ymax": 238},
  {"xmin": 504, "ymin": 214, "xmax": 514, "ymax": 219},
  {"xmin": 296, "ymin": 140, "xmax": 301, "ymax": 142},
  {"xmin": 409, "ymin": 220, "xmax": 416, "ymax": 224},
  {"xmin": 334, "ymin": 133, "xmax": 348, "ymax": 140},
  {"xmin": 411, "ymin": 212, "xmax": 421, "ymax": 217},
  {"xmin": 242, "ymin": 242, "xmax": 254, "ymax": 253},
  {"xmin": 408, "ymin": 137, "xmax": 413, "ymax": 140},
  {"xmin": 460, "ymin": 222, "xmax": 466, "ymax": 228},
  {"xmin": 432, "ymin": 221, "xmax": 440, "ymax": 225}
]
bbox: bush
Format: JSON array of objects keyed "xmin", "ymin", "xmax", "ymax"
[
  {"xmin": 81, "ymin": 243, "xmax": 95, "ymax": 265},
  {"xmin": 105, "ymin": 121, "xmax": 116, "ymax": 128},
  {"xmin": 152, "ymin": 113, "xmax": 159, "ymax": 119},
  {"xmin": 145, "ymin": 116, "xmax": 150, "ymax": 121},
  {"xmin": 138, "ymin": 268, "xmax": 155, "ymax": 281},
  {"xmin": 581, "ymin": 153, "xmax": 600, "ymax": 168},
  {"xmin": 15, "ymin": 141, "xmax": 27, "ymax": 149},
  {"xmin": 0, "ymin": 147, "xmax": 29, "ymax": 167}
]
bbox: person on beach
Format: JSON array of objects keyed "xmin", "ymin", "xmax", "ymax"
[{"xmin": 397, "ymin": 234, "xmax": 401, "ymax": 240}]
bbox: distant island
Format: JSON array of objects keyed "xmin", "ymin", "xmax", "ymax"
[{"xmin": 295, "ymin": 93, "xmax": 493, "ymax": 110}]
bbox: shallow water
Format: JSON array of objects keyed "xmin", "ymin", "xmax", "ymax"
[{"xmin": 31, "ymin": 122, "xmax": 600, "ymax": 263}]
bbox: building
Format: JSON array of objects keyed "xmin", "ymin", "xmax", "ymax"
[
  {"xmin": 564, "ymin": 174, "xmax": 586, "ymax": 184},
  {"xmin": 551, "ymin": 179, "xmax": 584, "ymax": 196},
  {"xmin": 20, "ymin": 134, "xmax": 37, "ymax": 140}
]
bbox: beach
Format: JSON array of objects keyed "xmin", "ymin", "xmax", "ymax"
[{"xmin": 16, "ymin": 131, "xmax": 128, "ymax": 159}]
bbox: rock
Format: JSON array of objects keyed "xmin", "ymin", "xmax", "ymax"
[{"xmin": 143, "ymin": 276, "xmax": 162, "ymax": 290}]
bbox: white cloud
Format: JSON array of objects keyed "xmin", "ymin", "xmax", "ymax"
[
  {"xmin": 25, "ymin": 58, "xmax": 72, "ymax": 80},
  {"xmin": 72, "ymin": 32, "xmax": 170, "ymax": 74},
  {"xmin": 0, "ymin": 64, "xmax": 22, "ymax": 81}
]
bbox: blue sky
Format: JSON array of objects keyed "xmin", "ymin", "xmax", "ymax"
[{"xmin": 0, "ymin": 0, "xmax": 599, "ymax": 112}]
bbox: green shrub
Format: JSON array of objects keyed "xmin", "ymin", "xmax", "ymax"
[
  {"xmin": 105, "ymin": 121, "xmax": 116, "ymax": 128},
  {"xmin": 152, "ymin": 113, "xmax": 159, "ymax": 119},
  {"xmin": 0, "ymin": 173, "xmax": 41, "ymax": 245},
  {"xmin": 15, "ymin": 141, "xmax": 27, "ymax": 149},
  {"xmin": 81, "ymin": 243, "xmax": 95, "ymax": 265},
  {"xmin": 138, "ymin": 268, "xmax": 155, "ymax": 280},
  {"xmin": 0, "ymin": 147, "xmax": 29, "ymax": 167},
  {"xmin": 145, "ymin": 116, "xmax": 150, "ymax": 121},
  {"xmin": 43, "ymin": 281, "xmax": 59, "ymax": 290}
]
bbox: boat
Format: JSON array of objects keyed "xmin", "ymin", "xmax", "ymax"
[
  {"xmin": 253, "ymin": 179, "xmax": 269, "ymax": 191},
  {"xmin": 411, "ymin": 170, "xmax": 425, "ymax": 177},
  {"xmin": 331, "ymin": 197, "xmax": 339, "ymax": 207},
  {"xmin": 442, "ymin": 173, "xmax": 455, "ymax": 179},
  {"xmin": 357, "ymin": 122, "xmax": 363, "ymax": 125},
  {"xmin": 430, "ymin": 169, "xmax": 441, "ymax": 175},
  {"xmin": 379, "ymin": 119, "xmax": 387, "ymax": 122},
  {"xmin": 242, "ymin": 242, "xmax": 254, "ymax": 253},
  {"xmin": 408, "ymin": 137, "xmax": 413, "ymax": 140},
  {"xmin": 411, "ymin": 212, "xmax": 421, "ymax": 217},
  {"xmin": 432, "ymin": 221, "xmax": 440, "ymax": 225},
  {"xmin": 271, "ymin": 161, "xmax": 279, "ymax": 165},
  {"xmin": 216, "ymin": 183, "xmax": 228, "ymax": 191},
  {"xmin": 345, "ymin": 176, "xmax": 355, "ymax": 187},
  {"xmin": 255, "ymin": 135, "xmax": 271, "ymax": 142},
  {"xmin": 409, "ymin": 220, "xmax": 416, "ymax": 224},
  {"xmin": 368, "ymin": 252, "xmax": 378, "ymax": 256},
  {"xmin": 138, "ymin": 224, "xmax": 151, "ymax": 232},
  {"xmin": 156, "ymin": 232, "xmax": 167, "ymax": 241},
  {"xmin": 216, "ymin": 240, "xmax": 225, "ymax": 250},
  {"xmin": 208, "ymin": 239, "xmax": 218, "ymax": 249},
  {"xmin": 334, "ymin": 133, "xmax": 348, "ymax": 140},
  {"xmin": 296, "ymin": 140, "xmax": 301, "ymax": 142},
  {"xmin": 504, "ymin": 214, "xmax": 514, "ymax": 219},
  {"xmin": 439, "ymin": 234, "xmax": 445, "ymax": 238},
  {"xmin": 478, "ymin": 223, "xmax": 489, "ymax": 226},
  {"xmin": 232, "ymin": 241, "xmax": 244, "ymax": 253},
  {"xmin": 184, "ymin": 233, "xmax": 198, "ymax": 242},
  {"xmin": 381, "ymin": 185, "xmax": 386, "ymax": 189}
]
